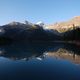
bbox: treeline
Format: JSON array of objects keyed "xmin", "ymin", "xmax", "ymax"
[{"xmin": 62, "ymin": 27, "xmax": 80, "ymax": 41}]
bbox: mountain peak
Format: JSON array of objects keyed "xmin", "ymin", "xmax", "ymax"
[
  {"xmin": 36, "ymin": 21, "xmax": 44, "ymax": 26},
  {"xmin": 70, "ymin": 16, "xmax": 80, "ymax": 21},
  {"xmin": 8, "ymin": 21, "xmax": 23, "ymax": 26},
  {"xmin": 73, "ymin": 16, "xmax": 80, "ymax": 19}
]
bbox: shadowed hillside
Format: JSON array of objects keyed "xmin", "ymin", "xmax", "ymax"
[{"xmin": 0, "ymin": 21, "xmax": 61, "ymax": 44}]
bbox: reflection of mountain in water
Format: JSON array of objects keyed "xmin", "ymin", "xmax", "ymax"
[
  {"xmin": 0, "ymin": 42, "xmax": 80, "ymax": 64},
  {"xmin": 47, "ymin": 48, "xmax": 80, "ymax": 64}
]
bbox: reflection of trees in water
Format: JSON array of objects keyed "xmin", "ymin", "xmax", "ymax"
[{"xmin": 0, "ymin": 42, "xmax": 80, "ymax": 63}]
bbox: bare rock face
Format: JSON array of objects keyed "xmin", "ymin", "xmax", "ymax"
[{"xmin": 47, "ymin": 16, "xmax": 80, "ymax": 32}]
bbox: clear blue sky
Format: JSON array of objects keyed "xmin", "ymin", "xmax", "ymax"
[{"xmin": 0, "ymin": 0, "xmax": 80, "ymax": 25}]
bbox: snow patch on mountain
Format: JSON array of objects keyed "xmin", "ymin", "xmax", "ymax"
[{"xmin": 36, "ymin": 21, "xmax": 44, "ymax": 26}]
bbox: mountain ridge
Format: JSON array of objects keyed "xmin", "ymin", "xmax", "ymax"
[{"xmin": 47, "ymin": 16, "xmax": 80, "ymax": 32}]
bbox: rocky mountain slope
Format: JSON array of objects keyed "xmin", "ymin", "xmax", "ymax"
[
  {"xmin": 47, "ymin": 16, "xmax": 80, "ymax": 32},
  {"xmin": 0, "ymin": 21, "xmax": 61, "ymax": 43}
]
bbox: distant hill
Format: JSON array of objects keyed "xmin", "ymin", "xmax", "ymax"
[{"xmin": 47, "ymin": 16, "xmax": 80, "ymax": 32}]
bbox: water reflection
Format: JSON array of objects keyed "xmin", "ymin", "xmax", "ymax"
[
  {"xmin": 0, "ymin": 42, "xmax": 80, "ymax": 64},
  {"xmin": 0, "ymin": 42, "xmax": 80, "ymax": 80}
]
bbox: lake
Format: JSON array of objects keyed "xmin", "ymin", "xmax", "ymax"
[{"xmin": 0, "ymin": 42, "xmax": 80, "ymax": 80}]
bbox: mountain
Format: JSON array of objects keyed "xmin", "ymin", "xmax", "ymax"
[
  {"xmin": 0, "ymin": 17, "xmax": 80, "ymax": 43},
  {"xmin": 0, "ymin": 21, "xmax": 60, "ymax": 43},
  {"xmin": 36, "ymin": 21, "xmax": 44, "ymax": 27},
  {"xmin": 47, "ymin": 16, "xmax": 80, "ymax": 32}
]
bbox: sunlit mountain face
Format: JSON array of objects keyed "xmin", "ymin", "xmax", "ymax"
[
  {"xmin": 47, "ymin": 16, "xmax": 80, "ymax": 31},
  {"xmin": 0, "ymin": 42, "xmax": 80, "ymax": 64}
]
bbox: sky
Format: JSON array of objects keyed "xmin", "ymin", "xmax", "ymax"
[{"xmin": 0, "ymin": 0, "xmax": 80, "ymax": 25}]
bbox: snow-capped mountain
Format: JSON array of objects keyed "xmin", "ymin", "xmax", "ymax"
[{"xmin": 36, "ymin": 21, "xmax": 44, "ymax": 26}]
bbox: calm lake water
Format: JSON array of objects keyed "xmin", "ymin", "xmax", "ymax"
[{"xmin": 0, "ymin": 42, "xmax": 80, "ymax": 80}]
